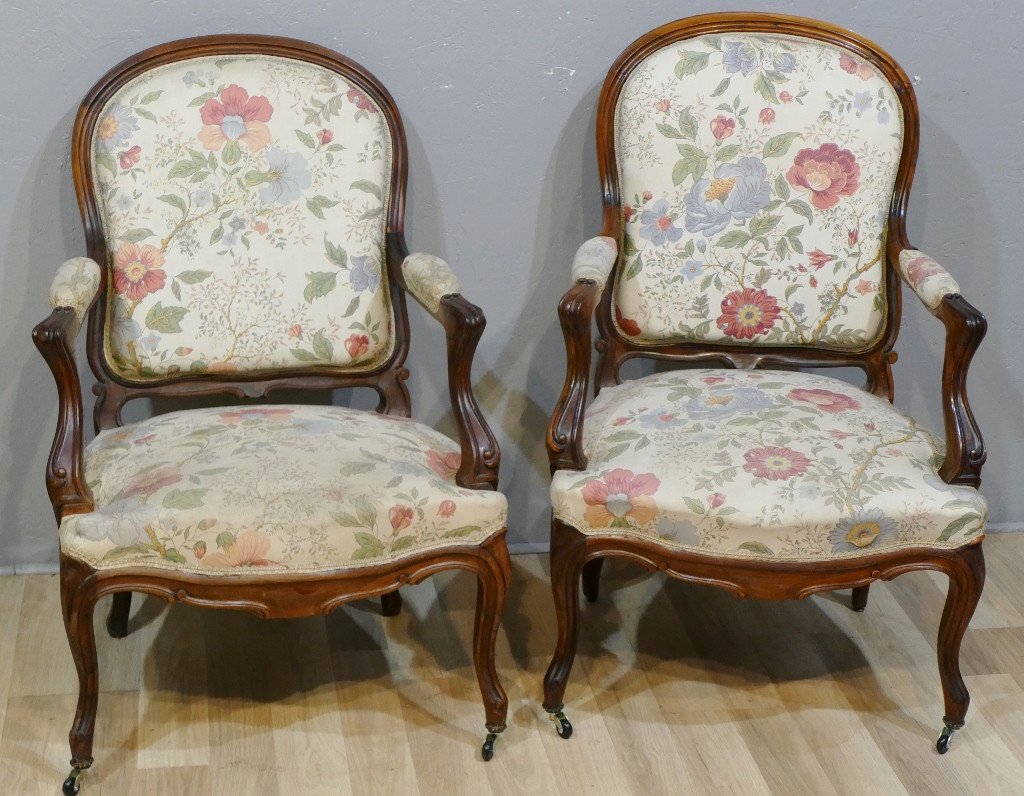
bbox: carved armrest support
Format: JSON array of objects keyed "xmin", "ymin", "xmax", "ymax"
[
  {"xmin": 33, "ymin": 258, "xmax": 102, "ymax": 522},
  {"xmin": 934, "ymin": 294, "xmax": 987, "ymax": 487},
  {"xmin": 895, "ymin": 248, "xmax": 986, "ymax": 486},
  {"xmin": 547, "ymin": 237, "xmax": 618, "ymax": 473},
  {"xmin": 386, "ymin": 235, "xmax": 499, "ymax": 490},
  {"xmin": 437, "ymin": 295, "xmax": 501, "ymax": 490}
]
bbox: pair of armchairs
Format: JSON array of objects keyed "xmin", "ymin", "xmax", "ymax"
[{"xmin": 36, "ymin": 14, "xmax": 986, "ymax": 794}]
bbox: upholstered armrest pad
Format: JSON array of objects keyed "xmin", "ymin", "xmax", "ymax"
[
  {"xmin": 897, "ymin": 250, "xmax": 961, "ymax": 309},
  {"xmin": 402, "ymin": 253, "xmax": 461, "ymax": 313},
  {"xmin": 49, "ymin": 257, "xmax": 101, "ymax": 321},
  {"xmin": 571, "ymin": 236, "xmax": 617, "ymax": 291}
]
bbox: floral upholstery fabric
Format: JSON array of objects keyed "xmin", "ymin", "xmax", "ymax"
[
  {"xmin": 551, "ymin": 369, "xmax": 986, "ymax": 561},
  {"xmin": 898, "ymin": 250, "xmax": 960, "ymax": 309},
  {"xmin": 89, "ymin": 55, "xmax": 396, "ymax": 380},
  {"xmin": 571, "ymin": 236, "xmax": 618, "ymax": 291},
  {"xmin": 50, "ymin": 258, "xmax": 101, "ymax": 321},
  {"xmin": 613, "ymin": 34, "xmax": 904, "ymax": 349},
  {"xmin": 60, "ymin": 405, "xmax": 507, "ymax": 574},
  {"xmin": 401, "ymin": 253, "xmax": 461, "ymax": 313}
]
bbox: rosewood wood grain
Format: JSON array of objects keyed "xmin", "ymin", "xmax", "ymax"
[
  {"xmin": 39, "ymin": 34, "xmax": 510, "ymax": 787},
  {"xmin": 545, "ymin": 12, "xmax": 989, "ymax": 752}
]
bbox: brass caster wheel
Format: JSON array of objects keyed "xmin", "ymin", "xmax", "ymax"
[
  {"xmin": 62, "ymin": 765, "xmax": 89, "ymax": 795},
  {"xmin": 547, "ymin": 709, "xmax": 573, "ymax": 739},
  {"xmin": 481, "ymin": 732, "xmax": 498, "ymax": 761},
  {"xmin": 936, "ymin": 722, "xmax": 959, "ymax": 754}
]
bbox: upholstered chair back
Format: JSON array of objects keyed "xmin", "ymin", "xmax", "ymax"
[
  {"xmin": 612, "ymin": 33, "xmax": 904, "ymax": 349},
  {"xmin": 85, "ymin": 54, "xmax": 395, "ymax": 379}
]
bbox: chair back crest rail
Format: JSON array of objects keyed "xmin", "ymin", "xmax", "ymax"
[
  {"xmin": 71, "ymin": 35, "xmax": 417, "ymax": 429},
  {"xmin": 590, "ymin": 14, "xmax": 921, "ymax": 399}
]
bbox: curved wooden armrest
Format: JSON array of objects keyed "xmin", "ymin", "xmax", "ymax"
[
  {"xmin": 547, "ymin": 280, "xmax": 604, "ymax": 473},
  {"xmin": 438, "ymin": 295, "xmax": 500, "ymax": 490},
  {"xmin": 933, "ymin": 294, "xmax": 987, "ymax": 487},
  {"xmin": 32, "ymin": 307, "xmax": 94, "ymax": 522}
]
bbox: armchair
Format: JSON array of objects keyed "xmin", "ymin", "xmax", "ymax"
[
  {"xmin": 34, "ymin": 36, "xmax": 510, "ymax": 794},
  {"xmin": 543, "ymin": 13, "xmax": 987, "ymax": 754}
]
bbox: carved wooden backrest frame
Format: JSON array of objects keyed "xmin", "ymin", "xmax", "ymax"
[
  {"xmin": 592, "ymin": 13, "xmax": 920, "ymax": 400},
  {"xmin": 72, "ymin": 35, "xmax": 414, "ymax": 430}
]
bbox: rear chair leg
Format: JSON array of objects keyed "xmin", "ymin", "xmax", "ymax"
[
  {"xmin": 380, "ymin": 590, "xmax": 402, "ymax": 617},
  {"xmin": 106, "ymin": 592, "xmax": 131, "ymax": 638},
  {"xmin": 851, "ymin": 584, "xmax": 869, "ymax": 612}
]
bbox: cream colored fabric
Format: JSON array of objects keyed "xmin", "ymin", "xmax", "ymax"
[
  {"xmin": 571, "ymin": 236, "xmax": 618, "ymax": 291},
  {"xmin": 401, "ymin": 253, "xmax": 461, "ymax": 313},
  {"xmin": 552, "ymin": 369, "xmax": 985, "ymax": 561},
  {"xmin": 898, "ymin": 250, "xmax": 961, "ymax": 309},
  {"xmin": 49, "ymin": 257, "xmax": 101, "ymax": 321},
  {"xmin": 89, "ymin": 55, "xmax": 396, "ymax": 379},
  {"xmin": 613, "ymin": 34, "xmax": 903, "ymax": 349},
  {"xmin": 61, "ymin": 404, "xmax": 507, "ymax": 574}
]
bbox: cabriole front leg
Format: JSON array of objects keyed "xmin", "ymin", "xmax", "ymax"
[
  {"xmin": 472, "ymin": 537, "xmax": 510, "ymax": 759},
  {"xmin": 935, "ymin": 543, "xmax": 985, "ymax": 753},
  {"xmin": 542, "ymin": 520, "xmax": 586, "ymax": 739},
  {"xmin": 60, "ymin": 557, "xmax": 100, "ymax": 793}
]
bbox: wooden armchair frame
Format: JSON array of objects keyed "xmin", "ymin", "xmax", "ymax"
[
  {"xmin": 542, "ymin": 13, "xmax": 986, "ymax": 753},
  {"xmin": 34, "ymin": 35, "xmax": 509, "ymax": 794}
]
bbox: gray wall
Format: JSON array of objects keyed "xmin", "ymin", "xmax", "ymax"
[{"xmin": 1, "ymin": 1, "xmax": 1019, "ymax": 569}]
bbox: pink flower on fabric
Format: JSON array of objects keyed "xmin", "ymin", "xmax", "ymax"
[
  {"xmin": 113, "ymin": 243, "xmax": 166, "ymax": 301},
  {"xmin": 344, "ymin": 333, "xmax": 370, "ymax": 359},
  {"xmin": 389, "ymin": 505, "xmax": 414, "ymax": 531},
  {"xmin": 218, "ymin": 407, "xmax": 294, "ymax": 423},
  {"xmin": 197, "ymin": 84, "xmax": 273, "ymax": 152},
  {"xmin": 317, "ymin": 128, "xmax": 333, "ymax": 145},
  {"xmin": 716, "ymin": 288, "xmax": 781, "ymax": 339},
  {"xmin": 840, "ymin": 54, "xmax": 874, "ymax": 80},
  {"xmin": 743, "ymin": 446, "xmax": 811, "ymax": 480},
  {"xmin": 808, "ymin": 249, "xmax": 834, "ymax": 269},
  {"xmin": 788, "ymin": 388, "xmax": 861, "ymax": 413},
  {"xmin": 346, "ymin": 87, "xmax": 377, "ymax": 112},
  {"xmin": 581, "ymin": 468, "xmax": 660, "ymax": 528},
  {"xmin": 654, "ymin": 99, "xmax": 671, "ymax": 113},
  {"xmin": 203, "ymin": 530, "xmax": 273, "ymax": 567},
  {"xmin": 438, "ymin": 500, "xmax": 456, "ymax": 518},
  {"xmin": 710, "ymin": 115, "xmax": 736, "ymax": 141},
  {"xmin": 120, "ymin": 466, "xmax": 182, "ymax": 499},
  {"xmin": 426, "ymin": 450, "xmax": 461, "ymax": 480},
  {"xmin": 786, "ymin": 144, "xmax": 861, "ymax": 210},
  {"xmin": 758, "ymin": 108, "xmax": 775, "ymax": 124},
  {"xmin": 708, "ymin": 492, "xmax": 726, "ymax": 509},
  {"xmin": 779, "ymin": 91, "xmax": 794, "ymax": 103},
  {"xmin": 119, "ymin": 145, "xmax": 141, "ymax": 170}
]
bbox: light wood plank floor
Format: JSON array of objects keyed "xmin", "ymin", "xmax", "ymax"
[{"xmin": 3, "ymin": 535, "xmax": 1024, "ymax": 795}]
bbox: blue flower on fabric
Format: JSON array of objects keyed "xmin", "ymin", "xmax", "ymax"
[
  {"xmin": 639, "ymin": 198, "xmax": 683, "ymax": 247},
  {"xmin": 773, "ymin": 52, "xmax": 797, "ymax": 74},
  {"xmin": 348, "ymin": 255, "xmax": 381, "ymax": 293},
  {"xmin": 854, "ymin": 91, "xmax": 872, "ymax": 113},
  {"xmin": 96, "ymin": 102, "xmax": 139, "ymax": 154},
  {"xmin": 722, "ymin": 41, "xmax": 759, "ymax": 76},
  {"xmin": 683, "ymin": 157, "xmax": 771, "ymax": 237},
  {"xmin": 685, "ymin": 386, "xmax": 774, "ymax": 420},
  {"xmin": 259, "ymin": 147, "xmax": 312, "ymax": 205},
  {"xmin": 681, "ymin": 259, "xmax": 703, "ymax": 281},
  {"xmin": 828, "ymin": 509, "xmax": 899, "ymax": 553}
]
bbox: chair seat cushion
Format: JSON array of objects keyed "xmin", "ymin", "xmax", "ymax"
[
  {"xmin": 61, "ymin": 405, "xmax": 507, "ymax": 574},
  {"xmin": 551, "ymin": 370, "xmax": 986, "ymax": 561}
]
